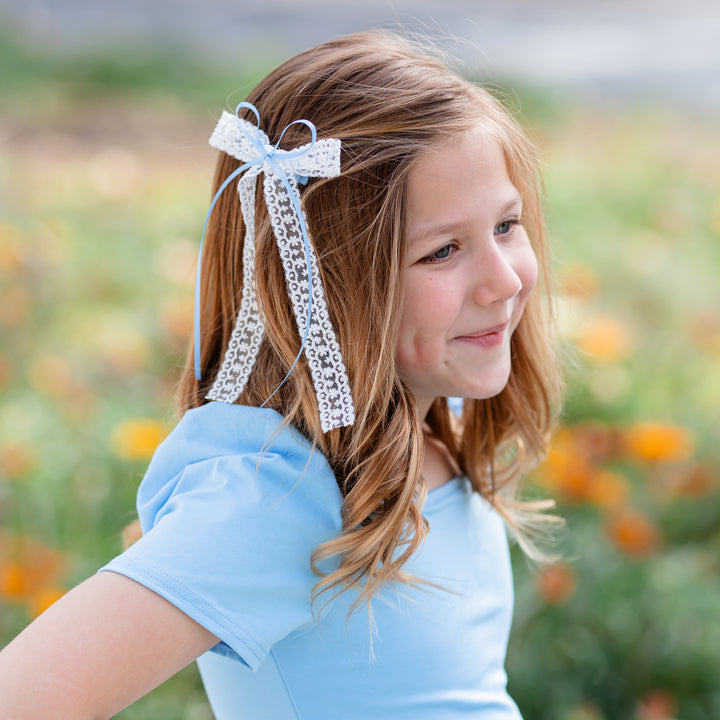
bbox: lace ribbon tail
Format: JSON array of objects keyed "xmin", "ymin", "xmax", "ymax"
[
  {"xmin": 263, "ymin": 173, "xmax": 355, "ymax": 432},
  {"xmin": 207, "ymin": 172, "xmax": 265, "ymax": 403}
]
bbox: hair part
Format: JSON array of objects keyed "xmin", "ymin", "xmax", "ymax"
[{"xmin": 178, "ymin": 30, "xmax": 563, "ymax": 611}]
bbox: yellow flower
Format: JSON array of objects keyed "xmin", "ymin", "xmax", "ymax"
[
  {"xmin": 624, "ymin": 422, "xmax": 695, "ymax": 463},
  {"xmin": 111, "ymin": 418, "xmax": 167, "ymax": 461},
  {"xmin": 0, "ymin": 223, "xmax": 23, "ymax": 271},
  {"xmin": 576, "ymin": 315, "xmax": 632, "ymax": 364},
  {"xmin": 558, "ymin": 262, "xmax": 598, "ymax": 299}
]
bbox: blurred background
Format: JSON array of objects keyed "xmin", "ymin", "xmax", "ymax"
[{"xmin": 1, "ymin": 1, "xmax": 719, "ymax": 718}]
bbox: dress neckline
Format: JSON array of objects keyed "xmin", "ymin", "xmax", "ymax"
[{"xmin": 423, "ymin": 476, "xmax": 466, "ymax": 512}]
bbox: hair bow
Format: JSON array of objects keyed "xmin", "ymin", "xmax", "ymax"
[{"xmin": 195, "ymin": 102, "xmax": 355, "ymax": 432}]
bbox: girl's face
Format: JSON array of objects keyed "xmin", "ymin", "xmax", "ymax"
[{"xmin": 396, "ymin": 125, "xmax": 538, "ymax": 415}]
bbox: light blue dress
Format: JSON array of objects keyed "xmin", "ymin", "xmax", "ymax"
[{"xmin": 101, "ymin": 401, "xmax": 522, "ymax": 719}]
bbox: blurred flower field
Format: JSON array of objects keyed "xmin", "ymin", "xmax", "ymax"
[{"xmin": 1, "ymin": 33, "xmax": 720, "ymax": 720}]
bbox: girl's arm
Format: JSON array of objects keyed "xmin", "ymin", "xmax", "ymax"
[{"xmin": 0, "ymin": 570, "xmax": 219, "ymax": 719}]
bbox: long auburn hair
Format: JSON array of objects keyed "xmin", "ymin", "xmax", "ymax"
[{"xmin": 179, "ymin": 30, "xmax": 563, "ymax": 608}]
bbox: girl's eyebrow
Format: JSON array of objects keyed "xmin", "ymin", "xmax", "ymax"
[
  {"xmin": 409, "ymin": 195, "xmax": 523, "ymax": 245},
  {"xmin": 409, "ymin": 219, "xmax": 470, "ymax": 245}
]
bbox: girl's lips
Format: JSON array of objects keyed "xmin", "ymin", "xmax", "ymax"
[
  {"xmin": 462, "ymin": 320, "xmax": 509, "ymax": 338},
  {"xmin": 457, "ymin": 321, "xmax": 509, "ymax": 339},
  {"xmin": 456, "ymin": 322, "xmax": 509, "ymax": 348}
]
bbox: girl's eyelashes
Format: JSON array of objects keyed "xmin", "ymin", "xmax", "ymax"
[
  {"xmin": 495, "ymin": 217, "xmax": 522, "ymax": 236},
  {"xmin": 417, "ymin": 218, "xmax": 522, "ymax": 263},
  {"xmin": 421, "ymin": 242, "xmax": 458, "ymax": 263}
]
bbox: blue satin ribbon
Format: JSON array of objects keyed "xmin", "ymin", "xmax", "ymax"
[{"xmin": 194, "ymin": 102, "xmax": 318, "ymax": 399}]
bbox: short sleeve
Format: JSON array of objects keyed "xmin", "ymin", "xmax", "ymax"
[{"xmin": 99, "ymin": 403, "xmax": 343, "ymax": 670}]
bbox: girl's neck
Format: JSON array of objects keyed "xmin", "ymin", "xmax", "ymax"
[{"xmin": 421, "ymin": 424, "xmax": 460, "ymax": 491}]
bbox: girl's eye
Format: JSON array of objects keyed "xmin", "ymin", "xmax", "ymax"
[
  {"xmin": 422, "ymin": 243, "xmax": 456, "ymax": 263},
  {"xmin": 495, "ymin": 219, "xmax": 520, "ymax": 236}
]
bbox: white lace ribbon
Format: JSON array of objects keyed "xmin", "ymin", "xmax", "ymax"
[{"xmin": 199, "ymin": 104, "xmax": 355, "ymax": 432}]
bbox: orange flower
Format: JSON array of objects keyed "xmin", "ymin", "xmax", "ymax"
[
  {"xmin": 27, "ymin": 353, "xmax": 73, "ymax": 399},
  {"xmin": 29, "ymin": 587, "xmax": 66, "ymax": 619},
  {"xmin": 0, "ymin": 442, "xmax": 36, "ymax": 480},
  {"xmin": 636, "ymin": 690, "xmax": 677, "ymax": 720},
  {"xmin": 586, "ymin": 469, "xmax": 630, "ymax": 509},
  {"xmin": 0, "ymin": 532, "xmax": 66, "ymax": 605},
  {"xmin": 624, "ymin": 422, "xmax": 695, "ymax": 463},
  {"xmin": 536, "ymin": 562, "xmax": 577, "ymax": 605},
  {"xmin": 576, "ymin": 315, "xmax": 632, "ymax": 364},
  {"xmin": 111, "ymin": 418, "xmax": 168, "ymax": 461},
  {"xmin": 557, "ymin": 464, "xmax": 597, "ymax": 504},
  {"xmin": 536, "ymin": 428, "xmax": 582, "ymax": 486},
  {"xmin": 571, "ymin": 421, "xmax": 623, "ymax": 462},
  {"xmin": 658, "ymin": 462, "xmax": 717, "ymax": 500},
  {"xmin": 534, "ymin": 428, "xmax": 598, "ymax": 504},
  {"xmin": 539, "ymin": 429, "xmax": 574, "ymax": 480},
  {"xmin": 606, "ymin": 509, "xmax": 660, "ymax": 558},
  {"xmin": 0, "ymin": 562, "xmax": 27, "ymax": 599}
]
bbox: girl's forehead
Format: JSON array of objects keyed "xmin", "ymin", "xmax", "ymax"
[
  {"xmin": 413, "ymin": 123, "xmax": 506, "ymax": 170},
  {"xmin": 405, "ymin": 127, "xmax": 520, "ymax": 244},
  {"xmin": 409, "ymin": 125, "xmax": 508, "ymax": 187}
]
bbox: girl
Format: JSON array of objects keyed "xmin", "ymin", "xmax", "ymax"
[{"xmin": 0, "ymin": 30, "xmax": 561, "ymax": 719}]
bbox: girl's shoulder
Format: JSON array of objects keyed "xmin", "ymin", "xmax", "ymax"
[
  {"xmin": 154, "ymin": 401, "xmax": 314, "ymax": 472},
  {"xmin": 138, "ymin": 402, "xmax": 343, "ymax": 531}
]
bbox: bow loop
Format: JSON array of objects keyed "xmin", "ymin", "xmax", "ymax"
[
  {"xmin": 271, "ymin": 138, "xmax": 342, "ymax": 179},
  {"xmin": 209, "ymin": 111, "xmax": 270, "ymax": 166}
]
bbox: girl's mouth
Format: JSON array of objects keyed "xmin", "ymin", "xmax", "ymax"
[{"xmin": 456, "ymin": 322, "xmax": 509, "ymax": 348}]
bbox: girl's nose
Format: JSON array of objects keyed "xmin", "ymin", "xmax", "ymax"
[{"xmin": 471, "ymin": 247, "xmax": 523, "ymax": 307}]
